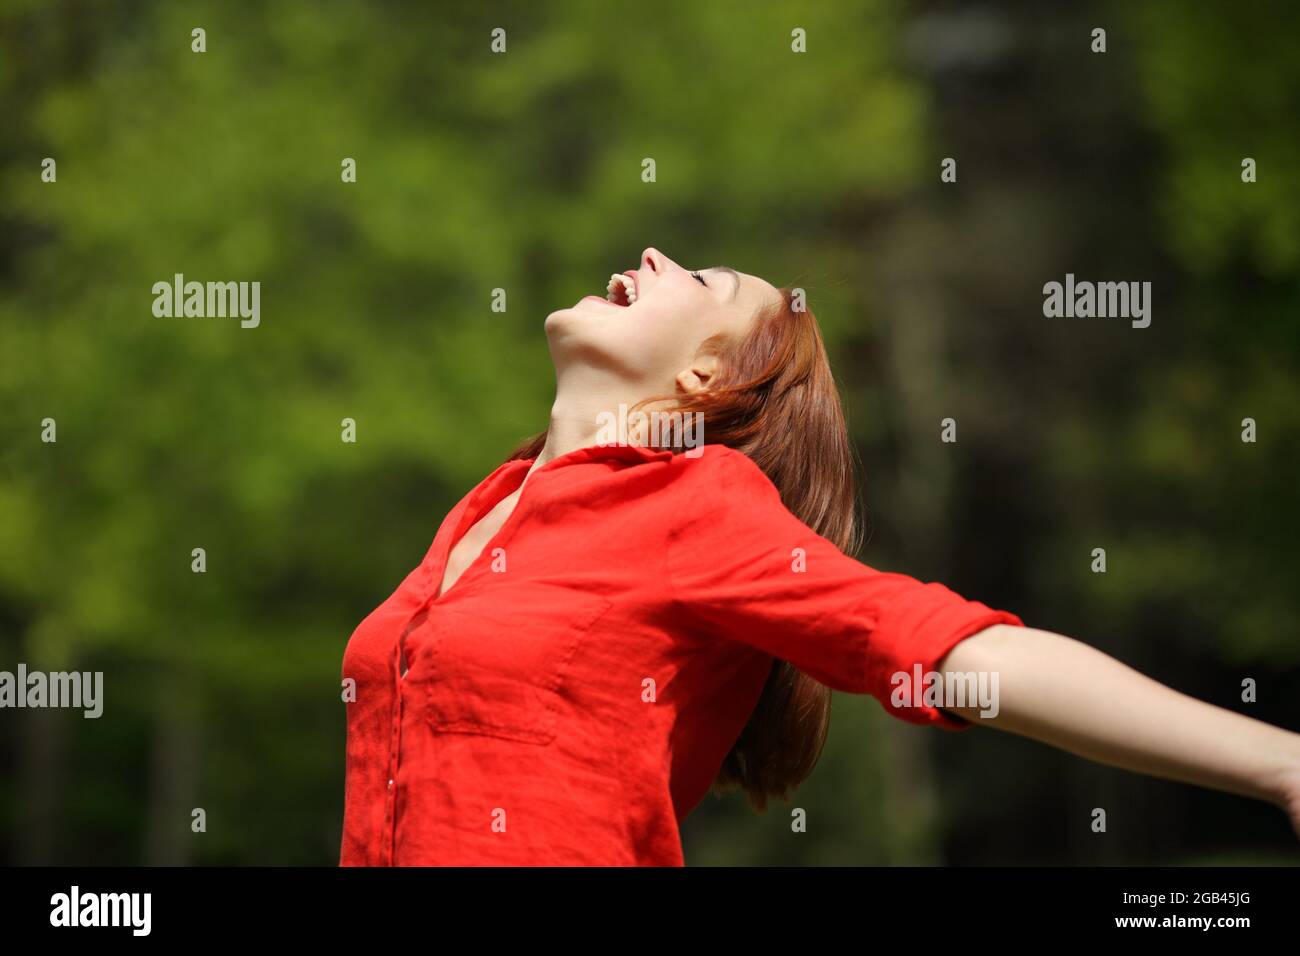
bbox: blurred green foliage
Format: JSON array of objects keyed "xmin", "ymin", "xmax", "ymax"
[{"xmin": 1, "ymin": 0, "xmax": 1297, "ymax": 864}]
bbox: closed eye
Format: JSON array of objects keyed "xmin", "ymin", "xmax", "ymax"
[{"xmin": 690, "ymin": 270, "xmax": 708, "ymax": 286}]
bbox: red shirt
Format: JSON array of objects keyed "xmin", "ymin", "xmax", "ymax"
[{"xmin": 339, "ymin": 443, "xmax": 1024, "ymax": 866}]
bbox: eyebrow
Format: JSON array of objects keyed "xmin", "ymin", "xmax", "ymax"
[{"xmin": 707, "ymin": 266, "xmax": 741, "ymax": 302}]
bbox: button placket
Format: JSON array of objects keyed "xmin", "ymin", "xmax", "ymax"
[
  {"xmin": 387, "ymin": 631, "xmax": 404, "ymax": 865},
  {"xmin": 382, "ymin": 459, "xmax": 540, "ymax": 864},
  {"xmin": 386, "ymin": 595, "xmax": 434, "ymax": 866}
]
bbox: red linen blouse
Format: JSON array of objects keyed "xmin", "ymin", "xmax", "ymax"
[{"xmin": 338, "ymin": 443, "xmax": 1024, "ymax": 866}]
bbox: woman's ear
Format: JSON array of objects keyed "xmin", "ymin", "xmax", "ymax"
[{"xmin": 675, "ymin": 353, "xmax": 721, "ymax": 394}]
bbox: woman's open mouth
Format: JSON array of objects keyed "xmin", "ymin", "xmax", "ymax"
[{"xmin": 605, "ymin": 271, "xmax": 638, "ymax": 307}]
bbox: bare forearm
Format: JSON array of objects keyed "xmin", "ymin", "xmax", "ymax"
[{"xmin": 937, "ymin": 624, "xmax": 1300, "ymax": 809}]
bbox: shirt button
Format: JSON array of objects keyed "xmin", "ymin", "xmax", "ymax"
[{"xmin": 387, "ymin": 778, "xmax": 394, "ymax": 790}]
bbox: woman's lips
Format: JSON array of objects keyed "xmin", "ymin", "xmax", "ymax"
[{"xmin": 581, "ymin": 294, "xmax": 631, "ymax": 308}]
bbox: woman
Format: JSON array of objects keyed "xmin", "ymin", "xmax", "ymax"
[{"xmin": 339, "ymin": 247, "xmax": 1300, "ymax": 865}]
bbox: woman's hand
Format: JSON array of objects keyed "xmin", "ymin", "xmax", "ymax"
[{"xmin": 1277, "ymin": 765, "xmax": 1300, "ymax": 839}]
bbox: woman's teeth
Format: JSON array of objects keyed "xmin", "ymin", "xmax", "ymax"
[{"xmin": 606, "ymin": 273, "xmax": 637, "ymax": 306}]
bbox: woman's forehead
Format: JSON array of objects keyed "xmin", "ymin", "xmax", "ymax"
[
  {"xmin": 704, "ymin": 265, "xmax": 772, "ymax": 296},
  {"xmin": 732, "ymin": 269, "xmax": 783, "ymax": 310}
]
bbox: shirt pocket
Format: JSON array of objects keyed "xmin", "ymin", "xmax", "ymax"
[{"xmin": 420, "ymin": 587, "xmax": 614, "ymax": 746}]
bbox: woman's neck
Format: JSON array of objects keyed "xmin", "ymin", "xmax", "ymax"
[
  {"xmin": 527, "ymin": 387, "xmax": 617, "ymax": 478},
  {"xmin": 528, "ymin": 366, "xmax": 678, "ymax": 479}
]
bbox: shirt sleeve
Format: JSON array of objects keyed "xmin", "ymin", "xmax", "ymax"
[{"xmin": 665, "ymin": 448, "xmax": 1026, "ymax": 730}]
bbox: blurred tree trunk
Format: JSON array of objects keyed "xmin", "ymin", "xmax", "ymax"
[
  {"xmin": 16, "ymin": 628, "xmax": 69, "ymax": 864},
  {"xmin": 16, "ymin": 706, "xmax": 64, "ymax": 864},
  {"xmin": 870, "ymin": 215, "xmax": 964, "ymax": 864},
  {"xmin": 878, "ymin": 718, "xmax": 943, "ymax": 864},
  {"xmin": 144, "ymin": 663, "xmax": 200, "ymax": 865}
]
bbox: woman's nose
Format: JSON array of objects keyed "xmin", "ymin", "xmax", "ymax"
[{"xmin": 641, "ymin": 247, "xmax": 669, "ymax": 274}]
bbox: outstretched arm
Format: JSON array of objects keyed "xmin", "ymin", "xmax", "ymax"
[{"xmin": 937, "ymin": 624, "xmax": 1300, "ymax": 837}]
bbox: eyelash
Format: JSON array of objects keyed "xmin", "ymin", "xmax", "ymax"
[{"xmin": 690, "ymin": 271, "xmax": 707, "ymax": 286}]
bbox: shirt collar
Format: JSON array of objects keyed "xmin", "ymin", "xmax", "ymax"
[
  {"xmin": 474, "ymin": 442, "xmax": 680, "ymax": 513},
  {"xmin": 522, "ymin": 443, "xmax": 679, "ymax": 473}
]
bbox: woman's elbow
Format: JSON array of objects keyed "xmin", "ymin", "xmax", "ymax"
[{"xmin": 937, "ymin": 622, "xmax": 1026, "ymax": 674}]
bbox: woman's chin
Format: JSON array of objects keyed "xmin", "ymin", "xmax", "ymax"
[
  {"xmin": 544, "ymin": 306, "xmax": 578, "ymax": 335},
  {"xmin": 547, "ymin": 297, "xmax": 616, "ymax": 331}
]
